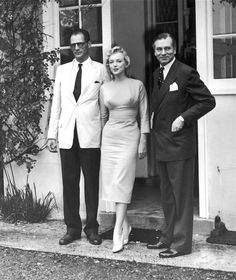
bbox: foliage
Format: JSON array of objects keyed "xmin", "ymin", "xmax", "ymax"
[
  {"xmin": 0, "ymin": 182, "xmax": 57, "ymax": 223},
  {"xmin": 220, "ymin": 0, "xmax": 236, "ymax": 7},
  {"xmin": 213, "ymin": 0, "xmax": 236, "ymax": 7},
  {"xmin": 0, "ymin": 0, "xmax": 59, "ymax": 173}
]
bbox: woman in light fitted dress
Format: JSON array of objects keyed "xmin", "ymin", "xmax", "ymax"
[{"xmin": 100, "ymin": 46, "xmax": 150, "ymax": 253}]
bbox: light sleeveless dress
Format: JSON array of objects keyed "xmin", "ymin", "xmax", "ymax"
[{"xmin": 100, "ymin": 78, "xmax": 149, "ymax": 203}]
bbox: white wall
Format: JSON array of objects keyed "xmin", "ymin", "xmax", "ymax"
[
  {"xmin": 4, "ymin": 97, "xmax": 88, "ymax": 220},
  {"xmin": 196, "ymin": 0, "xmax": 236, "ymax": 230},
  {"xmin": 4, "ymin": 99, "xmax": 63, "ymax": 219},
  {"xmin": 4, "ymin": 139, "xmax": 89, "ymax": 220},
  {"xmin": 206, "ymin": 95, "xmax": 236, "ymax": 230},
  {"xmin": 5, "ymin": 150, "xmax": 64, "ymax": 219}
]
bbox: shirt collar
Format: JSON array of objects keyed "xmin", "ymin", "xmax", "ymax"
[
  {"xmin": 161, "ymin": 57, "xmax": 175, "ymax": 70},
  {"xmin": 72, "ymin": 57, "xmax": 91, "ymax": 68}
]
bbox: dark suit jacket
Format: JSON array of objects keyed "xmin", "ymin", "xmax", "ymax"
[{"xmin": 151, "ymin": 59, "xmax": 216, "ymax": 161}]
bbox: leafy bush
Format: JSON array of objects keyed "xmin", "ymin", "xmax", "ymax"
[
  {"xmin": 0, "ymin": 183, "xmax": 57, "ymax": 223},
  {"xmin": 220, "ymin": 0, "xmax": 236, "ymax": 7},
  {"xmin": 0, "ymin": 0, "xmax": 59, "ymax": 189}
]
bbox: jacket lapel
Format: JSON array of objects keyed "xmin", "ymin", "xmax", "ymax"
[
  {"xmin": 68, "ymin": 61, "xmax": 78, "ymax": 104},
  {"xmin": 153, "ymin": 60, "xmax": 179, "ymax": 114}
]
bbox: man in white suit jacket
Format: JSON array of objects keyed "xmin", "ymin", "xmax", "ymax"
[{"xmin": 47, "ymin": 28, "xmax": 107, "ymax": 246}]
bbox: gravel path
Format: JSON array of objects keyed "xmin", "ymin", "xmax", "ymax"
[{"xmin": 1, "ymin": 246, "xmax": 236, "ymax": 280}]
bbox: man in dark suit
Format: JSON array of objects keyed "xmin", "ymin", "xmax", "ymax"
[{"xmin": 147, "ymin": 33, "xmax": 215, "ymax": 258}]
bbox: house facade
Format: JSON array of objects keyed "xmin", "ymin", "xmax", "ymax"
[{"xmin": 10, "ymin": 0, "xmax": 236, "ymax": 229}]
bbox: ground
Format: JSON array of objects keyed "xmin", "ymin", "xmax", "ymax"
[
  {"xmin": 1, "ymin": 246, "xmax": 236, "ymax": 280},
  {"xmin": 1, "ymin": 220, "xmax": 236, "ymax": 279}
]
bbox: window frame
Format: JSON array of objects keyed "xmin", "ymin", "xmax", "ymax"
[
  {"xmin": 59, "ymin": 1, "xmax": 103, "ymax": 50},
  {"xmin": 196, "ymin": 0, "xmax": 236, "ymax": 96},
  {"xmin": 43, "ymin": 0, "xmax": 112, "ymax": 68}
]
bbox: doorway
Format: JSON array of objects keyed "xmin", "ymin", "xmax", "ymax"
[{"xmin": 131, "ymin": 0, "xmax": 198, "ymax": 213}]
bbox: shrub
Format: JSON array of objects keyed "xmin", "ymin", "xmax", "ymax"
[
  {"xmin": 0, "ymin": 0, "xmax": 59, "ymax": 194},
  {"xmin": 0, "ymin": 183, "xmax": 57, "ymax": 223}
]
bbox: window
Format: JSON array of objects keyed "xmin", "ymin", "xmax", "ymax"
[
  {"xmin": 196, "ymin": 0, "xmax": 236, "ymax": 94},
  {"xmin": 43, "ymin": 0, "xmax": 111, "ymax": 76},
  {"xmin": 154, "ymin": 0, "xmax": 178, "ymax": 38},
  {"xmin": 58, "ymin": 0, "xmax": 103, "ymax": 64},
  {"xmin": 212, "ymin": 0, "xmax": 236, "ymax": 79}
]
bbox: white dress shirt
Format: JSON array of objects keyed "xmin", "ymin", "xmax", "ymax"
[{"xmin": 161, "ymin": 57, "xmax": 176, "ymax": 80}]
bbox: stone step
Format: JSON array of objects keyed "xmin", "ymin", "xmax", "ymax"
[{"xmin": 99, "ymin": 211, "xmax": 214, "ymax": 235}]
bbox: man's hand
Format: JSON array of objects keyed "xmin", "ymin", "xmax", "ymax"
[
  {"xmin": 47, "ymin": 139, "xmax": 58, "ymax": 153},
  {"xmin": 171, "ymin": 116, "xmax": 184, "ymax": 132}
]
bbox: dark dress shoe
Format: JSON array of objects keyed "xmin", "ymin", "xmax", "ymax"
[
  {"xmin": 147, "ymin": 241, "xmax": 169, "ymax": 250},
  {"xmin": 87, "ymin": 232, "xmax": 102, "ymax": 245},
  {"xmin": 159, "ymin": 249, "xmax": 187, "ymax": 258},
  {"xmin": 59, "ymin": 233, "xmax": 81, "ymax": 245}
]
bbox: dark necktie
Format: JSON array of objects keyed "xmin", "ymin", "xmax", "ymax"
[
  {"xmin": 158, "ymin": 66, "xmax": 164, "ymax": 89},
  {"xmin": 73, "ymin": 63, "xmax": 82, "ymax": 101}
]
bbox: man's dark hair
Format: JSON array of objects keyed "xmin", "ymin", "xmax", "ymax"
[
  {"xmin": 70, "ymin": 28, "xmax": 90, "ymax": 42},
  {"xmin": 152, "ymin": 33, "xmax": 176, "ymax": 49}
]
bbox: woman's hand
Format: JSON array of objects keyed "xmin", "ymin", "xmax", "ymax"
[{"xmin": 138, "ymin": 134, "xmax": 147, "ymax": 159}]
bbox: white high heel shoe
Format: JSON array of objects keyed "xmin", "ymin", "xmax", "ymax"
[
  {"xmin": 123, "ymin": 225, "xmax": 132, "ymax": 245},
  {"xmin": 112, "ymin": 232, "xmax": 124, "ymax": 253}
]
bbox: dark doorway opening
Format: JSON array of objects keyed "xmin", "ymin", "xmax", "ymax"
[
  {"xmin": 130, "ymin": 177, "xmax": 199, "ymax": 217},
  {"xmin": 132, "ymin": 0, "xmax": 198, "ymax": 213}
]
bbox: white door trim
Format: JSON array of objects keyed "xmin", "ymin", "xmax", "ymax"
[{"xmin": 195, "ymin": 0, "xmax": 210, "ymax": 218}]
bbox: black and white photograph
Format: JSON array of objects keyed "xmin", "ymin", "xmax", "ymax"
[{"xmin": 0, "ymin": 0, "xmax": 236, "ymax": 279}]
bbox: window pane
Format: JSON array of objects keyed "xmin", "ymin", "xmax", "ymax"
[
  {"xmin": 60, "ymin": 49, "xmax": 74, "ymax": 64},
  {"xmin": 213, "ymin": 0, "xmax": 236, "ymax": 35},
  {"xmin": 81, "ymin": 0, "xmax": 101, "ymax": 4},
  {"xmin": 59, "ymin": 9, "xmax": 80, "ymax": 46},
  {"xmin": 59, "ymin": 0, "xmax": 78, "ymax": 7},
  {"xmin": 60, "ymin": 46, "xmax": 103, "ymax": 64},
  {"xmin": 59, "ymin": 0, "xmax": 101, "ymax": 7},
  {"xmin": 213, "ymin": 37, "xmax": 236, "ymax": 78},
  {"xmin": 154, "ymin": 23, "xmax": 178, "ymax": 40},
  {"xmin": 82, "ymin": 7, "xmax": 102, "ymax": 44},
  {"xmin": 156, "ymin": 0, "xmax": 177, "ymax": 22},
  {"xmin": 89, "ymin": 46, "xmax": 103, "ymax": 63}
]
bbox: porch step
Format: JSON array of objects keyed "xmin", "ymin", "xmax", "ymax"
[{"xmin": 99, "ymin": 211, "xmax": 214, "ymax": 236}]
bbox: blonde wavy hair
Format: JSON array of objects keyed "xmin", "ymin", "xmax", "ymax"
[{"xmin": 105, "ymin": 46, "xmax": 131, "ymax": 80}]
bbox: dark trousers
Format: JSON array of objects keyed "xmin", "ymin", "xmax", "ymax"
[
  {"xmin": 60, "ymin": 130, "xmax": 100, "ymax": 236},
  {"xmin": 157, "ymin": 157, "xmax": 195, "ymax": 253}
]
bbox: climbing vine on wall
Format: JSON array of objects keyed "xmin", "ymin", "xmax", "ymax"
[
  {"xmin": 0, "ymin": 0, "xmax": 59, "ymax": 189},
  {"xmin": 220, "ymin": 0, "xmax": 236, "ymax": 7}
]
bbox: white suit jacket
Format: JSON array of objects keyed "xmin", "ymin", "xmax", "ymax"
[{"xmin": 47, "ymin": 57, "xmax": 108, "ymax": 149}]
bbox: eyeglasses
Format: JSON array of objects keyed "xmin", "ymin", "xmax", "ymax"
[{"xmin": 71, "ymin": 42, "xmax": 88, "ymax": 48}]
